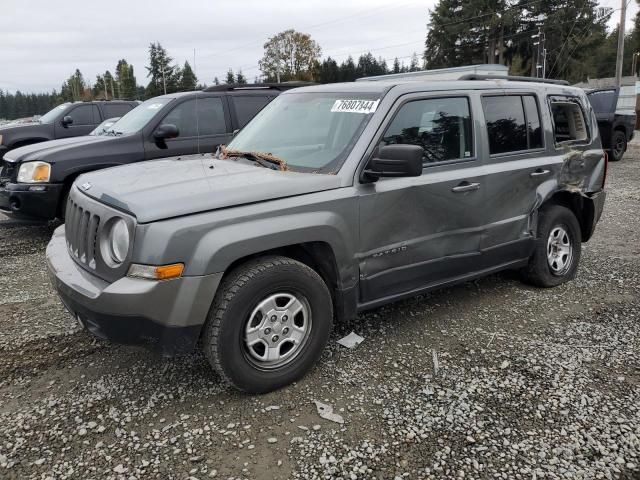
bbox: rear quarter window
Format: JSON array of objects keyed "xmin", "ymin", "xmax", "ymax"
[
  {"xmin": 102, "ymin": 103, "xmax": 135, "ymax": 118},
  {"xmin": 231, "ymin": 96, "xmax": 273, "ymax": 128},
  {"xmin": 550, "ymin": 99, "xmax": 589, "ymax": 144}
]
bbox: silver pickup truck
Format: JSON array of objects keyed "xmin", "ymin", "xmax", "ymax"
[{"xmin": 46, "ymin": 76, "xmax": 607, "ymax": 393}]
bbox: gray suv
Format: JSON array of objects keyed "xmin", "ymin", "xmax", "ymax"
[{"xmin": 46, "ymin": 77, "xmax": 607, "ymax": 393}]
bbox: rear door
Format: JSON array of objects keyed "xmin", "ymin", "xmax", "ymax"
[
  {"xmin": 479, "ymin": 92, "xmax": 548, "ymax": 266},
  {"xmin": 54, "ymin": 104, "xmax": 99, "ymax": 138},
  {"xmin": 357, "ymin": 92, "xmax": 487, "ymax": 304}
]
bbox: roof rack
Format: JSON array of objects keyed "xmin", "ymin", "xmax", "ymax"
[
  {"xmin": 203, "ymin": 81, "xmax": 315, "ymax": 93},
  {"xmin": 459, "ymin": 74, "xmax": 569, "ymax": 86}
]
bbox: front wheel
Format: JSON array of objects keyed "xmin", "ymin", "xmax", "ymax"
[
  {"xmin": 610, "ymin": 130, "xmax": 627, "ymax": 162},
  {"xmin": 202, "ymin": 256, "xmax": 333, "ymax": 393},
  {"xmin": 521, "ymin": 204, "xmax": 581, "ymax": 288}
]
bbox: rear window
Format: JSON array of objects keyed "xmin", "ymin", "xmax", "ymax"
[
  {"xmin": 587, "ymin": 90, "xmax": 616, "ymax": 113},
  {"xmin": 482, "ymin": 95, "xmax": 543, "ymax": 155},
  {"xmin": 102, "ymin": 103, "xmax": 134, "ymax": 119},
  {"xmin": 231, "ymin": 96, "xmax": 273, "ymax": 128}
]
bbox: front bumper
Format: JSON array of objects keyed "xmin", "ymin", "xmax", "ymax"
[
  {"xmin": 46, "ymin": 225, "xmax": 223, "ymax": 354},
  {"xmin": 0, "ymin": 181, "xmax": 64, "ymax": 220}
]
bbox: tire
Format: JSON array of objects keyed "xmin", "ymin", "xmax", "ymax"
[
  {"xmin": 610, "ymin": 130, "xmax": 627, "ymax": 162},
  {"xmin": 521, "ymin": 204, "xmax": 582, "ymax": 288},
  {"xmin": 202, "ymin": 255, "xmax": 333, "ymax": 394}
]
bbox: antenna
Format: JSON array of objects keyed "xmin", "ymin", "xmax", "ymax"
[{"xmin": 194, "ymin": 47, "xmax": 200, "ymax": 155}]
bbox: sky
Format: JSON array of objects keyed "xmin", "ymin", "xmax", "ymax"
[{"xmin": 1, "ymin": 0, "xmax": 637, "ymax": 94}]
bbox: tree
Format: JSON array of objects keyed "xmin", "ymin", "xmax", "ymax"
[
  {"xmin": 392, "ymin": 57, "xmax": 401, "ymax": 74},
  {"xmin": 259, "ymin": 29, "xmax": 322, "ymax": 82},
  {"xmin": 61, "ymin": 69, "xmax": 86, "ymax": 102},
  {"xmin": 145, "ymin": 42, "xmax": 179, "ymax": 98},
  {"xmin": 409, "ymin": 53, "xmax": 421, "ymax": 72},
  {"xmin": 225, "ymin": 69, "xmax": 235, "ymax": 84},
  {"xmin": 338, "ymin": 56, "xmax": 357, "ymax": 82},
  {"xmin": 179, "ymin": 61, "xmax": 198, "ymax": 91},
  {"xmin": 236, "ymin": 69, "xmax": 247, "ymax": 84},
  {"xmin": 116, "ymin": 59, "xmax": 138, "ymax": 99},
  {"xmin": 317, "ymin": 57, "xmax": 340, "ymax": 83},
  {"xmin": 424, "ymin": 0, "xmax": 611, "ymax": 83},
  {"xmin": 213, "ymin": 76, "xmax": 220, "ymax": 85}
]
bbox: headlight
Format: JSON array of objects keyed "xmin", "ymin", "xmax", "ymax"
[
  {"xmin": 109, "ymin": 218, "xmax": 130, "ymax": 263},
  {"xmin": 17, "ymin": 161, "xmax": 51, "ymax": 183}
]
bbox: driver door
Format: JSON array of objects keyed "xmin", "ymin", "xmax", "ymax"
[
  {"xmin": 358, "ymin": 94, "xmax": 487, "ymax": 304},
  {"xmin": 144, "ymin": 96, "xmax": 231, "ymax": 159}
]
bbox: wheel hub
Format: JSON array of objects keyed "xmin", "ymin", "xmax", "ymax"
[
  {"xmin": 547, "ymin": 225, "xmax": 573, "ymax": 275},
  {"xmin": 244, "ymin": 292, "xmax": 312, "ymax": 368}
]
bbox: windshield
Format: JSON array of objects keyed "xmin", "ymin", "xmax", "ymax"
[
  {"xmin": 108, "ymin": 97, "xmax": 172, "ymax": 134},
  {"xmin": 38, "ymin": 104, "xmax": 69, "ymax": 124},
  {"xmin": 89, "ymin": 117, "xmax": 120, "ymax": 136},
  {"xmin": 226, "ymin": 92, "xmax": 380, "ymax": 172},
  {"xmin": 587, "ymin": 89, "xmax": 616, "ymax": 113}
]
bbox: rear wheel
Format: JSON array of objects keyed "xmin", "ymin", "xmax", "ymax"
[
  {"xmin": 610, "ymin": 130, "xmax": 627, "ymax": 161},
  {"xmin": 202, "ymin": 256, "xmax": 333, "ymax": 393},
  {"xmin": 521, "ymin": 204, "xmax": 581, "ymax": 288}
]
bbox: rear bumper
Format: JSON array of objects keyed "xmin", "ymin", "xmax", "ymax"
[
  {"xmin": 46, "ymin": 225, "xmax": 223, "ymax": 354},
  {"xmin": 584, "ymin": 190, "xmax": 606, "ymax": 241},
  {"xmin": 0, "ymin": 182, "xmax": 63, "ymax": 220}
]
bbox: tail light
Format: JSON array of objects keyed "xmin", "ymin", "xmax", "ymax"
[{"xmin": 601, "ymin": 151, "xmax": 608, "ymax": 189}]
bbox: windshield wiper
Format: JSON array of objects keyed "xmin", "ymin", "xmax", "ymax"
[{"xmin": 218, "ymin": 147, "xmax": 288, "ymax": 171}]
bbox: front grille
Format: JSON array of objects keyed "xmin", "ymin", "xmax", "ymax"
[
  {"xmin": 65, "ymin": 198, "xmax": 101, "ymax": 269},
  {"xmin": 0, "ymin": 160, "xmax": 16, "ymax": 185}
]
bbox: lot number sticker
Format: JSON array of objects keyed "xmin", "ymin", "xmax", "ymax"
[{"xmin": 331, "ymin": 99, "xmax": 380, "ymax": 114}]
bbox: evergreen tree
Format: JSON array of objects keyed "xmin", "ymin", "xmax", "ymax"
[
  {"xmin": 213, "ymin": 77, "xmax": 220, "ymax": 85},
  {"xmin": 179, "ymin": 61, "xmax": 198, "ymax": 91},
  {"xmin": 393, "ymin": 57, "xmax": 401, "ymax": 74},
  {"xmin": 339, "ymin": 56, "xmax": 357, "ymax": 82},
  {"xmin": 236, "ymin": 69, "xmax": 247, "ymax": 84},
  {"xmin": 225, "ymin": 69, "xmax": 235, "ymax": 84},
  {"xmin": 145, "ymin": 42, "xmax": 179, "ymax": 98},
  {"xmin": 318, "ymin": 57, "xmax": 340, "ymax": 83},
  {"xmin": 116, "ymin": 59, "xmax": 138, "ymax": 99}
]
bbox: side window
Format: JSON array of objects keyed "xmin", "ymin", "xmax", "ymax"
[
  {"xmin": 103, "ymin": 103, "xmax": 134, "ymax": 119},
  {"xmin": 482, "ymin": 95, "xmax": 543, "ymax": 155},
  {"xmin": 381, "ymin": 97, "xmax": 473, "ymax": 164},
  {"xmin": 69, "ymin": 105, "xmax": 95, "ymax": 125},
  {"xmin": 231, "ymin": 96, "xmax": 273, "ymax": 128},
  {"xmin": 162, "ymin": 99, "xmax": 198, "ymax": 138},
  {"xmin": 551, "ymin": 100, "xmax": 588, "ymax": 144},
  {"xmin": 197, "ymin": 97, "xmax": 227, "ymax": 135}
]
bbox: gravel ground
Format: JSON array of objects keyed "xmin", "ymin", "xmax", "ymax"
[{"xmin": 0, "ymin": 147, "xmax": 639, "ymax": 480}]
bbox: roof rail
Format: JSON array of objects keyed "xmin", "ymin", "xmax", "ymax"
[
  {"xmin": 459, "ymin": 74, "xmax": 569, "ymax": 86},
  {"xmin": 203, "ymin": 82, "xmax": 315, "ymax": 93}
]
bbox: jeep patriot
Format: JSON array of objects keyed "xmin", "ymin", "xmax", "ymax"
[{"xmin": 46, "ymin": 77, "xmax": 607, "ymax": 393}]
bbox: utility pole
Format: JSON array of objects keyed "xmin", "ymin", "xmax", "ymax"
[
  {"xmin": 615, "ymin": 0, "xmax": 627, "ymax": 88},
  {"xmin": 532, "ymin": 27, "xmax": 545, "ymax": 78}
]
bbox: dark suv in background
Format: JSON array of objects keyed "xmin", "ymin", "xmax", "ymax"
[
  {"xmin": 0, "ymin": 83, "xmax": 308, "ymax": 220},
  {"xmin": 0, "ymin": 100, "xmax": 138, "ymax": 160},
  {"xmin": 587, "ymin": 87, "xmax": 636, "ymax": 161}
]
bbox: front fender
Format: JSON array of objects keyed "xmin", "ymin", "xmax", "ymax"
[{"xmin": 189, "ymin": 211, "xmax": 357, "ymax": 286}]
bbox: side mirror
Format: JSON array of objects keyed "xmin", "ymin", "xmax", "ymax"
[
  {"xmin": 153, "ymin": 123, "xmax": 179, "ymax": 141},
  {"xmin": 363, "ymin": 144, "xmax": 424, "ymax": 181},
  {"xmin": 61, "ymin": 116, "xmax": 73, "ymax": 127}
]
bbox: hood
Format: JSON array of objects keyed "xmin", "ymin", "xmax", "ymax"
[
  {"xmin": 3, "ymin": 135, "xmax": 112, "ymax": 163},
  {"xmin": 0, "ymin": 121, "xmax": 40, "ymax": 131},
  {"xmin": 78, "ymin": 154, "xmax": 343, "ymax": 223}
]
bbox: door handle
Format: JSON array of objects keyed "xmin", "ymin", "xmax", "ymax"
[
  {"xmin": 451, "ymin": 182, "xmax": 480, "ymax": 193},
  {"xmin": 530, "ymin": 169, "xmax": 551, "ymax": 177}
]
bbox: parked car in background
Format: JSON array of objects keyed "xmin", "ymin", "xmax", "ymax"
[
  {"xmin": 0, "ymin": 100, "xmax": 138, "ymax": 160},
  {"xmin": 90, "ymin": 117, "xmax": 120, "ymax": 136},
  {"xmin": 0, "ymin": 83, "xmax": 309, "ymax": 220},
  {"xmin": 586, "ymin": 87, "xmax": 636, "ymax": 161},
  {"xmin": 47, "ymin": 76, "xmax": 606, "ymax": 393}
]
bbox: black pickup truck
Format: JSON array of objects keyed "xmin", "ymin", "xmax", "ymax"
[
  {"xmin": 0, "ymin": 101, "xmax": 138, "ymax": 160},
  {"xmin": 0, "ymin": 83, "xmax": 309, "ymax": 220},
  {"xmin": 586, "ymin": 87, "xmax": 636, "ymax": 161}
]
